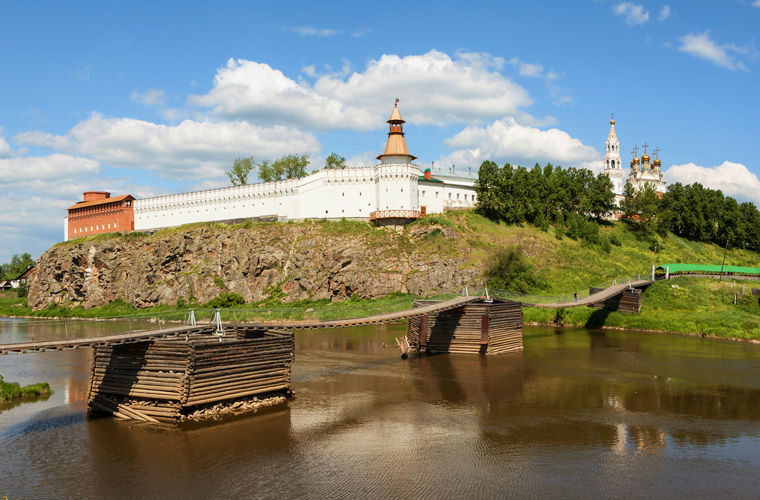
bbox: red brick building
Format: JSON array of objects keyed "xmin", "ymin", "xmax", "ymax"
[{"xmin": 66, "ymin": 191, "xmax": 135, "ymax": 241}]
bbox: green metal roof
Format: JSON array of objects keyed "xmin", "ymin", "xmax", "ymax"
[
  {"xmin": 418, "ymin": 176, "xmax": 444, "ymax": 184},
  {"xmin": 656, "ymin": 263, "xmax": 760, "ymax": 275}
]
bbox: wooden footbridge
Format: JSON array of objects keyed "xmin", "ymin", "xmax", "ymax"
[
  {"xmin": 0, "ymin": 280, "xmax": 651, "ymax": 422},
  {"xmin": 0, "ymin": 281, "xmax": 651, "ymax": 355}
]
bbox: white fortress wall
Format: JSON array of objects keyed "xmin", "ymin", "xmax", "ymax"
[
  {"xmin": 375, "ymin": 159, "xmax": 421, "ymax": 212},
  {"xmin": 299, "ymin": 166, "xmax": 377, "ymax": 219}
]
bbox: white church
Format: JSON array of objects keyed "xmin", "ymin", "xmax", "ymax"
[
  {"xmin": 130, "ymin": 102, "xmax": 477, "ymax": 233},
  {"xmin": 603, "ymin": 114, "xmax": 666, "ymax": 206}
]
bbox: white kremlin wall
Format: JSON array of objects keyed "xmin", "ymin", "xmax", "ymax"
[{"xmin": 133, "ymin": 161, "xmax": 466, "ymax": 231}]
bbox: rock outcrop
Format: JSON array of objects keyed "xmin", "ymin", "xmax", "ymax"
[{"xmin": 28, "ymin": 221, "xmax": 481, "ymax": 310}]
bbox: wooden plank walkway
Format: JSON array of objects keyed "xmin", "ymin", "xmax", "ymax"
[
  {"xmin": 0, "ymin": 324, "xmax": 212, "ymax": 354},
  {"xmin": 0, "ymin": 296, "xmax": 480, "ymax": 354},
  {"xmin": 0, "ymin": 283, "xmax": 652, "ymax": 354},
  {"xmin": 237, "ymin": 295, "xmax": 481, "ymax": 330},
  {"xmin": 523, "ymin": 280, "xmax": 652, "ymax": 309}
]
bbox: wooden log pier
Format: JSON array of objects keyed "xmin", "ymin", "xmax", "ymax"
[
  {"xmin": 406, "ymin": 298, "xmax": 523, "ymax": 355},
  {"xmin": 87, "ymin": 327, "xmax": 294, "ymax": 422}
]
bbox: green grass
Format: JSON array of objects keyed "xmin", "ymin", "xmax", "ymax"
[
  {"xmin": 18, "ymin": 210, "xmax": 760, "ymax": 339},
  {"xmin": 0, "ymin": 374, "xmax": 52, "ymax": 402},
  {"xmin": 524, "ymin": 277, "xmax": 760, "ymax": 340}
]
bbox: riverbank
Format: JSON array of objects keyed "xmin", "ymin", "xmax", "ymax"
[
  {"xmin": 524, "ymin": 276, "xmax": 760, "ymax": 339},
  {"xmin": 3, "ymin": 276, "xmax": 760, "ymax": 340},
  {"xmin": 0, "ymin": 374, "xmax": 52, "ymax": 402}
]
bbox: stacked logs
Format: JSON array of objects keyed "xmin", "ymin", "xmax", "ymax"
[
  {"xmin": 407, "ymin": 298, "xmax": 522, "ymax": 355},
  {"xmin": 618, "ymin": 289, "xmax": 643, "ymax": 313},
  {"xmin": 588, "ymin": 287, "xmax": 643, "ymax": 313},
  {"xmin": 87, "ymin": 327, "xmax": 294, "ymax": 422}
]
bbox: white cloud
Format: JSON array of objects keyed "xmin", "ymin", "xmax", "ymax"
[
  {"xmin": 509, "ymin": 58, "xmax": 544, "ymax": 77},
  {"xmin": 286, "ymin": 26, "xmax": 341, "ymax": 37},
  {"xmin": 754, "ymin": 0, "xmax": 760, "ymax": 7},
  {"xmin": 190, "ymin": 50, "xmax": 532, "ymax": 130},
  {"xmin": 0, "ymin": 153, "xmax": 99, "ymax": 186},
  {"xmin": 351, "ymin": 29, "xmax": 372, "ymax": 38},
  {"xmin": 130, "ymin": 88, "xmax": 166, "ymax": 106},
  {"xmin": 442, "ymin": 117, "xmax": 600, "ymax": 168},
  {"xmin": 658, "ymin": 5, "xmax": 671, "ymax": 20},
  {"xmin": 14, "ymin": 113, "xmax": 320, "ymax": 179},
  {"xmin": 613, "ymin": 2, "xmax": 650, "ymax": 25},
  {"xmin": 678, "ymin": 31, "xmax": 750, "ymax": 71},
  {"xmin": 0, "ymin": 132, "xmax": 12, "ymax": 158},
  {"xmin": 665, "ymin": 161, "xmax": 760, "ymax": 203}
]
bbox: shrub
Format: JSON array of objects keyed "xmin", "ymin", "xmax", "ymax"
[
  {"xmin": 484, "ymin": 245, "xmax": 546, "ymax": 294},
  {"xmin": 206, "ymin": 292, "xmax": 245, "ymax": 309},
  {"xmin": 609, "ymin": 234, "xmax": 622, "ymax": 246}
]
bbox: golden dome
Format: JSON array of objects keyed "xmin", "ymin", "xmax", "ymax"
[
  {"xmin": 641, "ymin": 154, "xmax": 650, "ymax": 162},
  {"xmin": 632, "ymin": 156, "xmax": 640, "ymax": 164},
  {"xmin": 653, "ymin": 158, "xmax": 661, "ymax": 166},
  {"xmin": 610, "ymin": 118, "xmax": 615, "ymax": 125}
]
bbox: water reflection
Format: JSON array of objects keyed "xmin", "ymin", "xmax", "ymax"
[{"xmin": 2, "ymin": 322, "xmax": 760, "ymax": 497}]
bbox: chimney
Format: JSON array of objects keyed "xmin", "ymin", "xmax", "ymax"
[{"xmin": 424, "ymin": 168, "xmax": 432, "ymax": 180}]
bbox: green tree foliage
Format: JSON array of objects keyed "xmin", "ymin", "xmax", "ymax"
[
  {"xmin": 226, "ymin": 156, "xmax": 254, "ymax": 186},
  {"xmin": 484, "ymin": 246, "xmax": 546, "ymax": 294},
  {"xmin": 1, "ymin": 253, "xmax": 34, "ymax": 280},
  {"xmin": 324, "ymin": 152, "xmax": 347, "ymax": 169},
  {"xmin": 258, "ymin": 154, "xmax": 311, "ymax": 182},
  {"xmin": 657, "ymin": 182, "xmax": 760, "ymax": 251},
  {"xmin": 621, "ymin": 183, "xmax": 664, "ymax": 239},
  {"xmin": 474, "ymin": 160, "xmax": 615, "ymax": 243}
]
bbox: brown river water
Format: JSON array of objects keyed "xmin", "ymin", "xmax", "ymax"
[{"xmin": 2, "ymin": 317, "xmax": 760, "ymax": 498}]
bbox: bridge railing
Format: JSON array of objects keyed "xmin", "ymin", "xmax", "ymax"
[{"xmin": 471, "ymin": 274, "xmax": 650, "ymax": 305}]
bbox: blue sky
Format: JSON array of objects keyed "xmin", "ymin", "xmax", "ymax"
[{"xmin": 1, "ymin": 0, "xmax": 758, "ymax": 261}]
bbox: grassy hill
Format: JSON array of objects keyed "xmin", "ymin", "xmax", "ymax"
[{"xmin": 4, "ymin": 210, "xmax": 760, "ymax": 340}]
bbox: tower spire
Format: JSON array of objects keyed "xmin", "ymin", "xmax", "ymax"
[{"xmin": 377, "ymin": 99, "xmax": 416, "ymax": 161}]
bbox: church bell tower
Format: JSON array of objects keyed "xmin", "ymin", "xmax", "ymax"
[{"xmin": 604, "ymin": 113, "xmax": 625, "ymax": 206}]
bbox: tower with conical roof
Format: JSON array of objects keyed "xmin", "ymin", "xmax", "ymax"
[
  {"xmin": 603, "ymin": 113, "xmax": 625, "ymax": 206},
  {"xmin": 377, "ymin": 99, "xmax": 417, "ymax": 163},
  {"xmin": 373, "ymin": 100, "xmax": 421, "ymax": 218}
]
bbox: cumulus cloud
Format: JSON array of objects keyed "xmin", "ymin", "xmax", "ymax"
[
  {"xmin": 678, "ymin": 31, "xmax": 751, "ymax": 71},
  {"xmin": 442, "ymin": 117, "xmax": 600, "ymax": 168},
  {"xmin": 0, "ymin": 154, "xmax": 99, "ymax": 186},
  {"xmin": 190, "ymin": 50, "xmax": 532, "ymax": 130},
  {"xmin": 665, "ymin": 161, "xmax": 760, "ymax": 203},
  {"xmin": 658, "ymin": 5, "xmax": 671, "ymax": 20},
  {"xmin": 15, "ymin": 113, "xmax": 320, "ymax": 179},
  {"xmin": 613, "ymin": 2, "xmax": 650, "ymax": 25},
  {"xmin": 285, "ymin": 26, "xmax": 341, "ymax": 37},
  {"xmin": 0, "ymin": 133, "xmax": 12, "ymax": 158}
]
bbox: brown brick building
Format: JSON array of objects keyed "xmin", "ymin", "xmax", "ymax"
[{"xmin": 66, "ymin": 191, "xmax": 135, "ymax": 241}]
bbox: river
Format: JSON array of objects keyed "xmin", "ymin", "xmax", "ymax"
[{"xmin": 2, "ymin": 318, "xmax": 760, "ymax": 498}]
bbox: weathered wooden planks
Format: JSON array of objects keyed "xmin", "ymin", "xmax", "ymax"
[
  {"xmin": 87, "ymin": 327, "xmax": 294, "ymax": 422},
  {"xmin": 407, "ymin": 298, "xmax": 523, "ymax": 355}
]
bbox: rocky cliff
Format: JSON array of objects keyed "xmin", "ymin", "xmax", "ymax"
[{"xmin": 28, "ymin": 220, "xmax": 481, "ymax": 310}]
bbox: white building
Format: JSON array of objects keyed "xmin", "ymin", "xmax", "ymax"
[
  {"xmin": 602, "ymin": 115, "xmax": 667, "ymax": 208},
  {"xmin": 627, "ymin": 143, "xmax": 666, "ymax": 194},
  {"xmin": 131, "ymin": 102, "xmax": 477, "ymax": 232},
  {"xmin": 603, "ymin": 115, "xmax": 625, "ymax": 206}
]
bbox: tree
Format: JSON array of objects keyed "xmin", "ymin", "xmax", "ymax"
[
  {"xmin": 226, "ymin": 157, "xmax": 254, "ymax": 186},
  {"xmin": 324, "ymin": 152, "xmax": 346, "ymax": 169},
  {"xmin": 258, "ymin": 154, "xmax": 311, "ymax": 182},
  {"xmin": 1, "ymin": 253, "xmax": 34, "ymax": 280}
]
